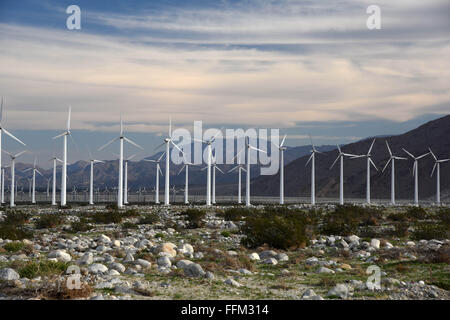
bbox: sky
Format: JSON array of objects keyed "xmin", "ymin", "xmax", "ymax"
[{"xmin": 0, "ymin": 0, "xmax": 449, "ymax": 168}]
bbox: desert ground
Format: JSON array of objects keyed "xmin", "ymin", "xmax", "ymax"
[{"xmin": 0, "ymin": 203, "xmax": 448, "ymax": 300}]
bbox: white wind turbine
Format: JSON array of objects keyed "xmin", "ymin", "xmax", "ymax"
[
  {"xmin": 0, "ymin": 97, "xmax": 27, "ymax": 195},
  {"xmin": 403, "ymin": 148, "xmax": 430, "ymax": 205},
  {"xmin": 350, "ymin": 139, "xmax": 378, "ymax": 204},
  {"xmin": 52, "ymin": 107, "xmax": 75, "ymax": 206},
  {"xmin": 330, "ymin": 145, "xmax": 359, "ymax": 205},
  {"xmin": 98, "ymin": 115, "xmax": 143, "ymax": 208},
  {"xmin": 305, "ymin": 136, "xmax": 326, "ymax": 206},
  {"xmin": 4, "ymin": 150, "xmax": 27, "ymax": 207},
  {"xmin": 154, "ymin": 119, "xmax": 184, "ymax": 206},
  {"xmin": 123, "ymin": 153, "xmax": 137, "ymax": 205},
  {"xmin": 49, "ymin": 155, "xmax": 63, "ymax": 206},
  {"xmin": 1, "ymin": 166, "xmax": 5, "ymax": 204},
  {"xmin": 23, "ymin": 157, "xmax": 43, "ymax": 204},
  {"xmin": 273, "ymin": 134, "xmax": 287, "ymax": 204},
  {"xmin": 87, "ymin": 150, "xmax": 104, "ymax": 205},
  {"xmin": 178, "ymin": 157, "xmax": 197, "ymax": 204},
  {"xmin": 429, "ymin": 148, "xmax": 450, "ymax": 206},
  {"xmin": 234, "ymin": 136, "xmax": 266, "ymax": 207},
  {"xmin": 194, "ymin": 129, "xmax": 223, "ymax": 206},
  {"xmin": 228, "ymin": 153, "xmax": 246, "ymax": 204},
  {"xmin": 381, "ymin": 141, "xmax": 407, "ymax": 205},
  {"xmin": 144, "ymin": 153, "xmax": 164, "ymax": 204}
]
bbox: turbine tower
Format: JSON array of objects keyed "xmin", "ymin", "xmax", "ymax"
[
  {"xmin": 429, "ymin": 148, "xmax": 450, "ymax": 206},
  {"xmin": 154, "ymin": 119, "xmax": 183, "ymax": 205},
  {"xmin": 350, "ymin": 139, "xmax": 378, "ymax": 204},
  {"xmin": 52, "ymin": 107, "xmax": 73, "ymax": 206},
  {"xmin": 211, "ymin": 155, "xmax": 224, "ymax": 204},
  {"xmin": 330, "ymin": 145, "xmax": 359, "ymax": 205},
  {"xmin": 273, "ymin": 134, "xmax": 287, "ymax": 204},
  {"xmin": 4, "ymin": 150, "xmax": 27, "ymax": 207},
  {"xmin": 178, "ymin": 157, "xmax": 197, "ymax": 204},
  {"xmin": 305, "ymin": 136, "xmax": 325, "ymax": 206},
  {"xmin": 49, "ymin": 156, "xmax": 63, "ymax": 205},
  {"xmin": 98, "ymin": 115, "xmax": 143, "ymax": 208},
  {"xmin": 23, "ymin": 157, "xmax": 43, "ymax": 204},
  {"xmin": 234, "ymin": 136, "xmax": 266, "ymax": 207},
  {"xmin": 381, "ymin": 141, "xmax": 407, "ymax": 205},
  {"xmin": 144, "ymin": 153, "xmax": 164, "ymax": 204},
  {"xmin": 194, "ymin": 129, "xmax": 222, "ymax": 206},
  {"xmin": 87, "ymin": 151, "xmax": 104, "ymax": 205},
  {"xmin": 1, "ymin": 167, "xmax": 4, "ymax": 204},
  {"xmin": 403, "ymin": 148, "xmax": 430, "ymax": 205},
  {"xmin": 228, "ymin": 153, "xmax": 246, "ymax": 204},
  {"xmin": 0, "ymin": 97, "xmax": 27, "ymax": 196},
  {"xmin": 123, "ymin": 154, "xmax": 136, "ymax": 205}
]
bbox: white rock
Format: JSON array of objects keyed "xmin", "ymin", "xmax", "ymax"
[
  {"xmin": 224, "ymin": 278, "xmax": 241, "ymax": 287},
  {"xmin": 176, "ymin": 260, "xmax": 193, "ymax": 269},
  {"xmin": 135, "ymin": 259, "xmax": 151, "ymax": 269},
  {"xmin": 79, "ymin": 252, "xmax": 94, "ymax": 265},
  {"xmin": 48, "ymin": 250, "xmax": 72, "ymax": 262},
  {"xmin": 317, "ymin": 267, "xmax": 335, "ymax": 274},
  {"xmin": 88, "ymin": 263, "xmax": 108, "ymax": 275},
  {"xmin": 263, "ymin": 258, "xmax": 278, "ymax": 265},
  {"xmin": 157, "ymin": 256, "xmax": 171, "ymax": 268},
  {"xmin": 370, "ymin": 239, "xmax": 380, "ymax": 250},
  {"xmin": 248, "ymin": 253, "xmax": 260, "ymax": 261},
  {"xmin": 327, "ymin": 284, "xmax": 351, "ymax": 299},
  {"xmin": 0, "ymin": 268, "xmax": 20, "ymax": 281},
  {"xmin": 183, "ymin": 263, "xmax": 205, "ymax": 278}
]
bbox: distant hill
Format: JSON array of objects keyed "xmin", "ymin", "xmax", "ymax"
[{"xmin": 252, "ymin": 115, "xmax": 450, "ymax": 201}]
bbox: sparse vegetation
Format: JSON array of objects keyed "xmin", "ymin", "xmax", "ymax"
[
  {"xmin": 70, "ymin": 218, "xmax": 92, "ymax": 232},
  {"xmin": 90, "ymin": 210, "xmax": 123, "ymax": 224},
  {"xmin": 138, "ymin": 213, "xmax": 159, "ymax": 225},
  {"xmin": 3, "ymin": 241, "xmax": 25, "ymax": 252},
  {"xmin": 19, "ymin": 260, "xmax": 69, "ymax": 279},
  {"xmin": 182, "ymin": 208, "xmax": 206, "ymax": 228},
  {"xmin": 411, "ymin": 222, "xmax": 448, "ymax": 240},
  {"xmin": 35, "ymin": 213, "xmax": 65, "ymax": 229}
]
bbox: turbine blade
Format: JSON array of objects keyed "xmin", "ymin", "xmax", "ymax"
[
  {"xmin": 381, "ymin": 158, "xmax": 391, "ymax": 173},
  {"xmin": 127, "ymin": 154, "xmax": 137, "ymax": 161},
  {"xmin": 232, "ymin": 148, "xmax": 245, "ymax": 162},
  {"xmin": 98, "ymin": 137, "xmax": 119, "ymax": 151},
  {"xmin": 386, "ymin": 141, "xmax": 392, "ymax": 157},
  {"xmin": 68, "ymin": 132, "xmax": 80, "ymax": 153},
  {"xmin": 67, "ymin": 106, "xmax": 71, "ymax": 131},
  {"xmin": 170, "ymin": 141, "xmax": 184, "ymax": 154},
  {"xmin": 192, "ymin": 138, "xmax": 206, "ymax": 144},
  {"xmin": 216, "ymin": 167, "xmax": 225, "ymax": 174},
  {"xmin": 200, "ymin": 166, "xmax": 208, "ymax": 171},
  {"xmin": 412, "ymin": 161, "xmax": 417, "ymax": 176},
  {"xmin": 144, "ymin": 159, "xmax": 156, "ymax": 163},
  {"xmin": 305, "ymin": 153, "xmax": 313, "ymax": 167},
  {"xmin": 36, "ymin": 169, "xmax": 43, "ymax": 176},
  {"xmin": 439, "ymin": 159, "xmax": 450, "ymax": 163},
  {"xmin": 120, "ymin": 114, "xmax": 123, "ymax": 136},
  {"xmin": 52, "ymin": 132, "xmax": 66, "ymax": 139},
  {"xmin": 124, "ymin": 137, "xmax": 144, "ymax": 150},
  {"xmin": 177, "ymin": 164, "xmax": 186, "ymax": 176},
  {"xmin": 154, "ymin": 141, "xmax": 166, "ymax": 151},
  {"xmin": 0, "ymin": 96, "xmax": 3, "ymax": 123},
  {"xmin": 15, "ymin": 150, "xmax": 27, "ymax": 158},
  {"xmin": 430, "ymin": 163, "xmax": 437, "ymax": 177},
  {"xmin": 403, "ymin": 148, "xmax": 414, "ymax": 159},
  {"xmin": 416, "ymin": 152, "xmax": 430, "ymax": 160},
  {"xmin": 280, "ymin": 134, "xmax": 287, "ymax": 148},
  {"xmin": 428, "ymin": 148, "xmax": 436, "ymax": 161},
  {"xmin": 2, "ymin": 128, "xmax": 26, "ymax": 146},
  {"xmin": 249, "ymin": 146, "xmax": 267, "ymax": 153},
  {"xmin": 337, "ymin": 144, "xmax": 341, "ymax": 153},
  {"xmin": 366, "ymin": 139, "xmax": 375, "ymax": 155},
  {"xmin": 394, "ymin": 156, "xmax": 408, "ymax": 160},
  {"xmin": 158, "ymin": 166, "xmax": 163, "ymax": 176},
  {"xmin": 228, "ymin": 166, "xmax": 239, "ymax": 173},
  {"xmin": 157, "ymin": 152, "xmax": 165, "ymax": 162},
  {"xmin": 369, "ymin": 158, "xmax": 378, "ymax": 171},
  {"xmin": 330, "ymin": 155, "xmax": 340, "ymax": 170}
]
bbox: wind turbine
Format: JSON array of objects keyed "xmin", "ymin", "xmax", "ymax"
[
  {"xmin": 228, "ymin": 153, "xmax": 246, "ymax": 204},
  {"xmin": 46, "ymin": 177, "xmax": 51, "ymax": 199},
  {"xmin": 305, "ymin": 135, "xmax": 326, "ymax": 206},
  {"xmin": 123, "ymin": 153, "xmax": 136, "ymax": 205},
  {"xmin": 273, "ymin": 134, "xmax": 287, "ymax": 204},
  {"xmin": 154, "ymin": 119, "xmax": 184, "ymax": 206},
  {"xmin": 330, "ymin": 145, "xmax": 359, "ymax": 205},
  {"xmin": 178, "ymin": 157, "xmax": 197, "ymax": 204},
  {"xmin": 429, "ymin": 148, "xmax": 450, "ymax": 206},
  {"xmin": 381, "ymin": 141, "xmax": 407, "ymax": 205},
  {"xmin": 98, "ymin": 115, "xmax": 143, "ymax": 208},
  {"xmin": 194, "ymin": 129, "xmax": 222, "ymax": 206},
  {"xmin": 234, "ymin": 136, "xmax": 266, "ymax": 207},
  {"xmin": 144, "ymin": 153, "xmax": 164, "ymax": 204},
  {"xmin": 23, "ymin": 157, "xmax": 43, "ymax": 204},
  {"xmin": 49, "ymin": 155, "xmax": 63, "ymax": 206},
  {"xmin": 4, "ymin": 150, "xmax": 27, "ymax": 207},
  {"xmin": 1, "ymin": 166, "xmax": 5, "ymax": 204},
  {"xmin": 403, "ymin": 148, "xmax": 430, "ymax": 205},
  {"xmin": 87, "ymin": 150, "xmax": 104, "ymax": 205},
  {"xmin": 211, "ymin": 156, "xmax": 224, "ymax": 204},
  {"xmin": 52, "ymin": 107, "xmax": 75, "ymax": 206},
  {"xmin": 0, "ymin": 97, "xmax": 27, "ymax": 197},
  {"xmin": 350, "ymin": 139, "xmax": 378, "ymax": 204}
]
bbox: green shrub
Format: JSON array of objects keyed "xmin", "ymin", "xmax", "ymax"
[
  {"xmin": 122, "ymin": 208, "xmax": 140, "ymax": 217},
  {"xmin": 182, "ymin": 208, "xmax": 206, "ymax": 228},
  {"xmin": 406, "ymin": 206, "xmax": 428, "ymax": 220},
  {"xmin": 436, "ymin": 208, "xmax": 450, "ymax": 226},
  {"xmin": 3, "ymin": 241, "xmax": 25, "ymax": 252},
  {"xmin": 2, "ymin": 210, "xmax": 31, "ymax": 225},
  {"xmin": 411, "ymin": 222, "xmax": 448, "ymax": 240},
  {"xmin": 221, "ymin": 207, "xmax": 259, "ymax": 221},
  {"xmin": 154, "ymin": 233, "xmax": 164, "ymax": 238},
  {"xmin": 392, "ymin": 222, "xmax": 409, "ymax": 238},
  {"xmin": 241, "ymin": 211, "xmax": 309, "ymax": 249},
  {"xmin": 35, "ymin": 214, "xmax": 65, "ymax": 229},
  {"xmin": 19, "ymin": 260, "xmax": 69, "ymax": 279},
  {"xmin": 138, "ymin": 213, "xmax": 160, "ymax": 225},
  {"xmin": 0, "ymin": 210, "xmax": 33, "ymax": 240},
  {"xmin": 220, "ymin": 231, "xmax": 231, "ymax": 238},
  {"xmin": 91, "ymin": 211, "xmax": 123, "ymax": 224},
  {"xmin": 321, "ymin": 205, "xmax": 383, "ymax": 236},
  {"xmin": 105, "ymin": 203, "xmax": 119, "ymax": 211},
  {"xmin": 122, "ymin": 222, "xmax": 138, "ymax": 230},
  {"xmin": 70, "ymin": 218, "xmax": 92, "ymax": 232}
]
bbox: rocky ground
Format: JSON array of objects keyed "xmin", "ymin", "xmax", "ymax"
[{"xmin": 0, "ymin": 204, "xmax": 448, "ymax": 300}]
